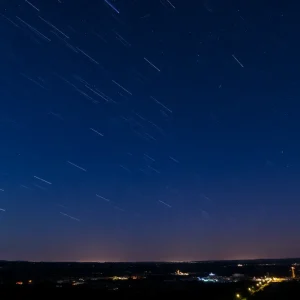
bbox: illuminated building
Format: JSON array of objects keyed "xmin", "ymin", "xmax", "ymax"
[
  {"xmin": 197, "ymin": 272, "xmax": 222, "ymax": 283},
  {"xmin": 174, "ymin": 270, "xmax": 189, "ymax": 276},
  {"xmin": 198, "ymin": 277, "xmax": 218, "ymax": 282},
  {"xmin": 112, "ymin": 276, "xmax": 129, "ymax": 280}
]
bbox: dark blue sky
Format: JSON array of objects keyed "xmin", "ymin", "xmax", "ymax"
[{"xmin": 0, "ymin": 0, "xmax": 300, "ymax": 262}]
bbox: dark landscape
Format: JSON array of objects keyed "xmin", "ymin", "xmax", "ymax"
[{"xmin": 1, "ymin": 259, "xmax": 299, "ymax": 299}]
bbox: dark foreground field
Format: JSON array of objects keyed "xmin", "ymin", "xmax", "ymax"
[
  {"xmin": 1, "ymin": 282, "xmax": 300, "ymax": 300},
  {"xmin": 0, "ymin": 283, "xmax": 240, "ymax": 300}
]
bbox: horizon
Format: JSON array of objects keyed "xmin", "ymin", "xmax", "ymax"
[{"xmin": 1, "ymin": 257, "xmax": 299, "ymax": 264}]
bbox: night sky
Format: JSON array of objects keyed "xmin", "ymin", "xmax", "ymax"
[{"xmin": 0, "ymin": 0, "xmax": 299, "ymax": 262}]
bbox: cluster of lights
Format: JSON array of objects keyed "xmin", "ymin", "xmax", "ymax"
[
  {"xmin": 16, "ymin": 280, "xmax": 33, "ymax": 285},
  {"xmin": 112, "ymin": 276, "xmax": 129, "ymax": 281},
  {"xmin": 175, "ymin": 270, "xmax": 189, "ymax": 276},
  {"xmin": 235, "ymin": 275, "xmax": 284, "ymax": 299}
]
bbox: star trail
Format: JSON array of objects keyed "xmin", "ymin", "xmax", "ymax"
[{"xmin": 0, "ymin": 0, "xmax": 300, "ymax": 262}]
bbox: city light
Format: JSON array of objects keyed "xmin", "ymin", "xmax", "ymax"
[{"xmin": 174, "ymin": 270, "xmax": 189, "ymax": 276}]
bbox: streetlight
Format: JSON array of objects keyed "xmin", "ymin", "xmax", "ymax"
[{"xmin": 236, "ymin": 294, "xmax": 240, "ymax": 298}]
